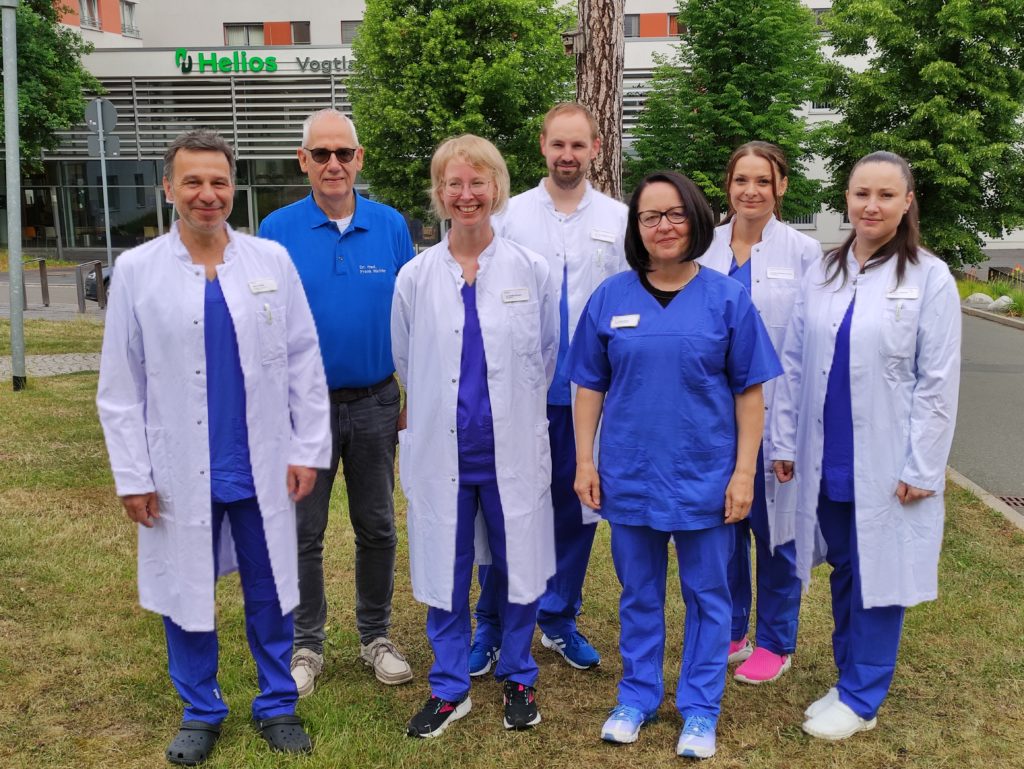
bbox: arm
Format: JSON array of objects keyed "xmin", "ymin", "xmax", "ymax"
[
  {"xmin": 725, "ymin": 384, "xmax": 764, "ymax": 523},
  {"xmin": 769, "ymin": 276, "xmax": 808, "ymax": 482},
  {"xmin": 573, "ymin": 386, "xmax": 606, "ymax": 510},
  {"xmin": 536, "ymin": 256, "xmax": 559, "ymax": 385},
  {"xmin": 390, "ymin": 264, "xmax": 414, "ymax": 389}
]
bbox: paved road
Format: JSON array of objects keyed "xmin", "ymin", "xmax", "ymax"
[
  {"xmin": 949, "ymin": 313, "xmax": 1024, "ymax": 498},
  {"xmin": 0, "ymin": 278, "xmax": 105, "ymax": 320}
]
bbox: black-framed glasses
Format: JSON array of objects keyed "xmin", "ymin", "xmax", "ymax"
[
  {"xmin": 637, "ymin": 207, "xmax": 688, "ymax": 228},
  {"xmin": 304, "ymin": 146, "xmax": 358, "ymax": 164}
]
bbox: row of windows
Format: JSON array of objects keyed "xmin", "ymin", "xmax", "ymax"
[
  {"xmin": 623, "ymin": 8, "xmax": 829, "ymax": 39},
  {"xmin": 223, "ymin": 20, "xmax": 361, "ymax": 46},
  {"xmin": 78, "ymin": 0, "xmax": 140, "ymax": 38}
]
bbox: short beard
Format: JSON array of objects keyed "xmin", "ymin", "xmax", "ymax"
[{"xmin": 550, "ymin": 166, "xmax": 585, "ymax": 190}]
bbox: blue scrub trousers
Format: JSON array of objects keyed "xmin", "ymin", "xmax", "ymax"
[
  {"xmin": 163, "ymin": 496, "xmax": 298, "ymax": 724},
  {"xmin": 727, "ymin": 446, "xmax": 802, "ymax": 654},
  {"xmin": 816, "ymin": 489, "xmax": 905, "ymax": 720},
  {"xmin": 610, "ymin": 521, "xmax": 732, "ymax": 720},
  {"xmin": 474, "ymin": 405, "xmax": 596, "ymax": 645},
  {"xmin": 427, "ymin": 478, "xmax": 540, "ymax": 701}
]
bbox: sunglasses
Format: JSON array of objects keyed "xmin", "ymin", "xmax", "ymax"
[{"xmin": 304, "ymin": 146, "xmax": 358, "ymax": 164}]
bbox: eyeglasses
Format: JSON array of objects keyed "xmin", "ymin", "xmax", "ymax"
[
  {"xmin": 444, "ymin": 179, "xmax": 491, "ymax": 195},
  {"xmin": 637, "ymin": 207, "xmax": 688, "ymax": 228},
  {"xmin": 304, "ymin": 146, "xmax": 358, "ymax": 164}
]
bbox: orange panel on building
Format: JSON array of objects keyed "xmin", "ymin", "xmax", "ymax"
[
  {"xmin": 638, "ymin": 13, "xmax": 668, "ymax": 38},
  {"xmin": 264, "ymin": 21, "xmax": 292, "ymax": 46},
  {"xmin": 99, "ymin": 0, "xmax": 121, "ymax": 32},
  {"xmin": 58, "ymin": 2, "xmax": 81, "ymax": 26}
]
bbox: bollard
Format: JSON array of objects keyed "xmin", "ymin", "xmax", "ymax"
[
  {"xmin": 75, "ymin": 260, "xmax": 103, "ymax": 313},
  {"xmin": 20, "ymin": 258, "xmax": 49, "ymax": 308}
]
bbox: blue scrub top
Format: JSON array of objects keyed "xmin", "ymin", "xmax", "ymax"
[
  {"xmin": 547, "ymin": 263, "xmax": 572, "ymax": 406},
  {"xmin": 822, "ymin": 296, "xmax": 856, "ymax": 502},
  {"xmin": 204, "ymin": 277, "xmax": 256, "ymax": 503},
  {"xmin": 568, "ymin": 269, "xmax": 782, "ymax": 531},
  {"xmin": 456, "ymin": 282, "xmax": 497, "ymax": 482},
  {"xmin": 729, "ymin": 254, "xmax": 752, "ymax": 295}
]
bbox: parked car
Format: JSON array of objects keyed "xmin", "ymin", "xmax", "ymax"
[{"xmin": 85, "ymin": 264, "xmax": 112, "ymax": 302}]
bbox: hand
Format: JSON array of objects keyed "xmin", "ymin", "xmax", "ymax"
[
  {"xmin": 121, "ymin": 492, "xmax": 160, "ymax": 528},
  {"xmin": 396, "ymin": 404, "xmax": 407, "ymax": 432},
  {"xmin": 896, "ymin": 481, "xmax": 934, "ymax": 505},
  {"xmin": 724, "ymin": 470, "xmax": 754, "ymax": 524},
  {"xmin": 773, "ymin": 460, "xmax": 794, "ymax": 483},
  {"xmin": 287, "ymin": 465, "xmax": 317, "ymax": 502},
  {"xmin": 574, "ymin": 461, "xmax": 601, "ymax": 511}
]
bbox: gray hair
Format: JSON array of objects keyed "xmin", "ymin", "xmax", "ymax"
[
  {"xmin": 301, "ymin": 109, "xmax": 359, "ymax": 147},
  {"xmin": 163, "ymin": 129, "xmax": 236, "ymax": 182}
]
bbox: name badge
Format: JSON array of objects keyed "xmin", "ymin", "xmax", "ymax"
[
  {"xmin": 886, "ymin": 286, "xmax": 920, "ymax": 300},
  {"xmin": 766, "ymin": 268, "xmax": 795, "ymax": 280},
  {"xmin": 249, "ymin": 279, "xmax": 278, "ymax": 294},
  {"xmin": 591, "ymin": 229, "xmax": 616, "ymax": 243},
  {"xmin": 502, "ymin": 288, "xmax": 530, "ymax": 303},
  {"xmin": 610, "ymin": 314, "xmax": 640, "ymax": 329}
]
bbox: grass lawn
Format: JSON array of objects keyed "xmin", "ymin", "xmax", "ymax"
[
  {"xmin": 956, "ymin": 278, "xmax": 1024, "ymax": 316},
  {"xmin": 2, "ymin": 365, "xmax": 1023, "ymax": 767},
  {"xmin": 0, "ymin": 250, "xmax": 79, "ymax": 271},
  {"xmin": 0, "ymin": 319, "xmax": 105, "ymax": 356}
]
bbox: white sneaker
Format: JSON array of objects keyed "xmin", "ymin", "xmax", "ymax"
[
  {"xmin": 360, "ymin": 637, "xmax": 413, "ymax": 685},
  {"xmin": 804, "ymin": 687, "xmax": 839, "ymax": 719},
  {"xmin": 290, "ymin": 648, "xmax": 323, "ymax": 698},
  {"xmin": 802, "ymin": 699, "xmax": 877, "ymax": 741}
]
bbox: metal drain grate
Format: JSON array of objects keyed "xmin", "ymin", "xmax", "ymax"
[{"xmin": 999, "ymin": 496, "xmax": 1024, "ymax": 509}]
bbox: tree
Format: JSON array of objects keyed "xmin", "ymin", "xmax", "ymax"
[
  {"xmin": 818, "ymin": 0, "xmax": 1024, "ymax": 266},
  {"xmin": 0, "ymin": 1, "xmax": 102, "ymax": 173},
  {"xmin": 348, "ymin": 0, "xmax": 574, "ymax": 221},
  {"xmin": 625, "ymin": 0, "xmax": 825, "ymax": 217},
  {"xmin": 576, "ymin": 0, "xmax": 623, "ymax": 199}
]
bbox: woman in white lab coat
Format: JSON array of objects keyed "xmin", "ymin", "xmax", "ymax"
[
  {"xmin": 771, "ymin": 151, "xmax": 961, "ymax": 740},
  {"xmin": 391, "ymin": 134, "xmax": 558, "ymax": 738},
  {"xmin": 699, "ymin": 141, "xmax": 821, "ymax": 685}
]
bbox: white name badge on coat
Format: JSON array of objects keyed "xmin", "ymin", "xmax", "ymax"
[
  {"xmin": 611, "ymin": 314, "xmax": 640, "ymax": 329},
  {"xmin": 502, "ymin": 288, "xmax": 530, "ymax": 303},
  {"xmin": 766, "ymin": 268, "xmax": 795, "ymax": 280},
  {"xmin": 591, "ymin": 229, "xmax": 616, "ymax": 243},
  {"xmin": 886, "ymin": 286, "xmax": 920, "ymax": 300},
  {"xmin": 249, "ymin": 279, "xmax": 278, "ymax": 294}
]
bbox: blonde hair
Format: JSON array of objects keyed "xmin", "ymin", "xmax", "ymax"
[
  {"xmin": 542, "ymin": 102, "xmax": 599, "ymax": 141},
  {"xmin": 429, "ymin": 134, "xmax": 510, "ymax": 220}
]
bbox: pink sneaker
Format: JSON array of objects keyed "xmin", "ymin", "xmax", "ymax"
[
  {"xmin": 727, "ymin": 638, "xmax": 753, "ymax": 664},
  {"xmin": 734, "ymin": 647, "xmax": 791, "ymax": 684}
]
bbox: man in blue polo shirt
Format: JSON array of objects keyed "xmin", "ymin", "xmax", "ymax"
[{"xmin": 259, "ymin": 109, "xmax": 416, "ymax": 697}]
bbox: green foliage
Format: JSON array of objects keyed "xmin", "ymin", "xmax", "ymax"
[
  {"xmin": 818, "ymin": 0, "xmax": 1024, "ymax": 266},
  {"xmin": 0, "ymin": 1, "xmax": 102, "ymax": 172},
  {"xmin": 348, "ymin": 0, "xmax": 574, "ymax": 221},
  {"xmin": 626, "ymin": 0, "xmax": 825, "ymax": 217}
]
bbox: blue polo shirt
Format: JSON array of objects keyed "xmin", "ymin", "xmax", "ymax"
[{"xmin": 258, "ymin": 192, "xmax": 415, "ymax": 389}]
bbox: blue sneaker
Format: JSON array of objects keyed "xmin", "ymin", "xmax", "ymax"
[
  {"xmin": 541, "ymin": 631, "xmax": 600, "ymax": 669},
  {"xmin": 601, "ymin": 704, "xmax": 652, "ymax": 744},
  {"xmin": 676, "ymin": 715, "xmax": 717, "ymax": 759},
  {"xmin": 468, "ymin": 640, "xmax": 500, "ymax": 677}
]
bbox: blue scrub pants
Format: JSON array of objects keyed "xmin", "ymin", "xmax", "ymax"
[
  {"xmin": 610, "ymin": 521, "xmax": 732, "ymax": 720},
  {"xmin": 816, "ymin": 490, "xmax": 905, "ymax": 720},
  {"xmin": 474, "ymin": 405, "xmax": 597, "ymax": 645},
  {"xmin": 427, "ymin": 478, "xmax": 540, "ymax": 701},
  {"xmin": 727, "ymin": 446, "xmax": 802, "ymax": 654},
  {"xmin": 163, "ymin": 496, "xmax": 298, "ymax": 724}
]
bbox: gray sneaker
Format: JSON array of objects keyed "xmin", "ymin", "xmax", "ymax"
[
  {"xmin": 290, "ymin": 648, "xmax": 323, "ymax": 698},
  {"xmin": 360, "ymin": 637, "xmax": 413, "ymax": 685}
]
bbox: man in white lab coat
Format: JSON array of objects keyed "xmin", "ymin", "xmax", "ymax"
[
  {"xmin": 468, "ymin": 103, "xmax": 628, "ymax": 674},
  {"xmin": 97, "ymin": 129, "xmax": 331, "ymax": 765}
]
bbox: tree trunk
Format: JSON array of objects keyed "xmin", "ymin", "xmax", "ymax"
[{"xmin": 577, "ymin": 0, "xmax": 624, "ymax": 200}]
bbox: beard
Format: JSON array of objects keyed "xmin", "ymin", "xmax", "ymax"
[{"xmin": 550, "ymin": 163, "xmax": 586, "ymax": 190}]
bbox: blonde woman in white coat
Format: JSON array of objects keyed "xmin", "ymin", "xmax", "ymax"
[
  {"xmin": 771, "ymin": 151, "xmax": 961, "ymax": 740},
  {"xmin": 699, "ymin": 141, "xmax": 821, "ymax": 685}
]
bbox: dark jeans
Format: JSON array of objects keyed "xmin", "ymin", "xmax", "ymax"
[{"xmin": 294, "ymin": 377, "xmax": 401, "ymax": 652}]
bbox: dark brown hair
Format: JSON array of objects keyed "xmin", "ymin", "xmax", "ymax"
[
  {"xmin": 625, "ymin": 171, "xmax": 715, "ymax": 272},
  {"xmin": 722, "ymin": 141, "xmax": 788, "ymax": 223}
]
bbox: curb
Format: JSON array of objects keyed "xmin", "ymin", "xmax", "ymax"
[
  {"xmin": 946, "ymin": 466, "xmax": 1024, "ymax": 533},
  {"xmin": 961, "ymin": 305, "xmax": 1024, "ymax": 330}
]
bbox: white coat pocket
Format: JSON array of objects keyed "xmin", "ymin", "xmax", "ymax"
[
  {"xmin": 508, "ymin": 301, "xmax": 541, "ymax": 357},
  {"xmin": 880, "ymin": 306, "xmax": 919, "ymax": 359},
  {"xmin": 255, "ymin": 303, "xmax": 287, "ymax": 365}
]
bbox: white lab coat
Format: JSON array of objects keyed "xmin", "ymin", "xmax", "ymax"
[
  {"xmin": 699, "ymin": 216, "xmax": 822, "ymax": 549},
  {"xmin": 391, "ymin": 235, "xmax": 559, "ymax": 611},
  {"xmin": 493, "ymin": 181, "xmax": 628, "ymax": 524},
  {"xmin": 97, "ymin": 223, "xmax": 331, "ymax": 632},
  {"xmin": 771, "ymin": 249, "xmax": 961, "ymax": 608}
]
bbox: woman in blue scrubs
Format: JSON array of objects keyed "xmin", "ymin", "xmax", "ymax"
[{"xmin": 569, "ymin": 171, "xmax": 781, "ymax": 759}]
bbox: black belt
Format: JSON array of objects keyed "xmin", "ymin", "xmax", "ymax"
[{"xmin": 329, "ymin": 375, "xmax": 394, "ymax": 404}]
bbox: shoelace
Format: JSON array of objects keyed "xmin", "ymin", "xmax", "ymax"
[
  {"xmin": 682, "ymin": 715, "xmax": 714, "ymax": 737},
  {"xmin": 371, "ymin": 639, "xmax": 407, "ymax": 664}
]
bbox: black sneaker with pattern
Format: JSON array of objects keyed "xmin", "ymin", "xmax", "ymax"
[
  {"xmin": 502, "ymin": 680, "xmax": 541, "ymax": 730},
  {"xmin": 406, "ymin": 695, "xmax": 472, "ymax": 738}
]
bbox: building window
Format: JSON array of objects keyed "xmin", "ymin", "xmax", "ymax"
[
  {"xmin": 812, "ymin": 8, "xmax": 831, "ymax": 35},
  {"xmin": 224, "ymin": 23, "xmax": 265, "ymax": 46},
  {"xmin": 668, "ymin": 13, "xmax": 685, "ymax": 36},
  {"xmin": 120, "ymin": 1, "xmax": 140, "ymax": 37},
  {"xmin": 624, "ymin": 14, "xmax": 639, "ymax": 38},
  {"xmin": 341, "ymin": 20, "xmax": 361, "ymax": 44},
  {"xmin": 292, "ymin": 21, "xmax": 311, "ymax": 45},
  {"xmin": 785, "ymin": 211, "xmax": 815, "ymax": 228},
  {"xmin": 810, "ymin": 100, "xmax": 835, "ymax": 111},
  {"xmin": 135, "ymin": 174, "xmax": 146, "ymax": 208},
  {"xmin": 79, "ymin": 0, "xmax": 100, "ymax": 29}
]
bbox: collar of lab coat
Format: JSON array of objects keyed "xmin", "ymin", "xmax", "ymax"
[
  {"xmin": 717, "ymin": 214, "xmax": 783, "ymax": 245},
  {"xmin": 441, "ymin": 232, "xmax": 499, "ymax": 286},
  {"xmin": 535, "ymin": 178, "xmax": 595, "ymax": 216},
  {"xmin": 168, "ymin": 220, "xmax": 239, "ymax": 266}
]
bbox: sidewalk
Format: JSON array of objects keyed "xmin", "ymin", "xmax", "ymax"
[{"xmin": 0, "ymin": 352, "xmax": 101, "ymax": 378}]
